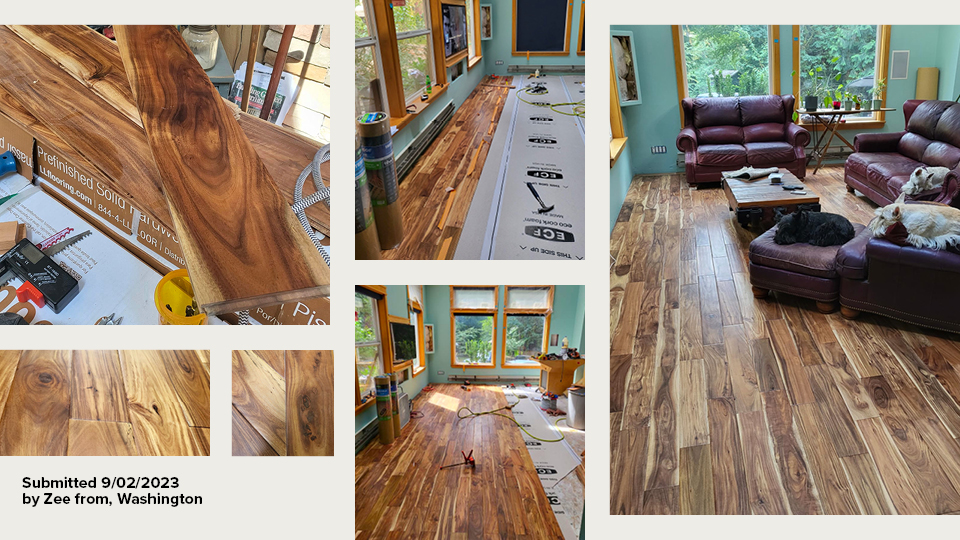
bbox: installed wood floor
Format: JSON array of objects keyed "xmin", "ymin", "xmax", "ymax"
[
  {"xmin": 355, "ymin": 384, "xmax": 566, "ymax": 539},
  {"xmin": 610, "ymin": 166, "xmax": 960, "ymax": 515},
  {"xmin": 0, "ymin": 350, "xmax": 209, "ymax": 456},
  {"xmin": 232, "ymin": 350, "xmax": 334, "ymax": 456},
  {"xmin": 382, "ymin": 75, "xmax": 511, "ymax": 260}
]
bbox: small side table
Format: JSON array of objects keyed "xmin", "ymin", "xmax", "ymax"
[{"xmin": 800, "ymin": 107, "xmax": 897, "ymax": 174}]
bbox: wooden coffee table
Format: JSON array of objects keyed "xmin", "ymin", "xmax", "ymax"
[{"xmin": 722, "ymin": 169, "xmax": 821, "ymax": 229}]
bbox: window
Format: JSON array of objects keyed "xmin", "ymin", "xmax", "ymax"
[
  {"xmin": 678, "ymin": 25, "xmax": 772, "ymax": 98},
  {"xmin": 355, "ymin": 290, "xmax": 385, "ymax": 404},
  {"xmin": 795, "ymin": 25, "xmax": 889, "ymax": 123},
  {"xmin": 465, "ymin": 0, "xmax": 481, "ymax": 68},
  {"xmin": 410, "ymin": 308, "xmax": 426, "ymax": 374},
  {"xmin": 502, "ymin": 286, "xmax": 553, "ymax": 367},
  {"xmin": 451, "ymin": 286, "xmax": 497, "ymax": 367},
  {"xmin": 356, "ymin": 0, "xmax": 388, "ymax": 118},
  {"xmin": 394, "ymin": 0, "xmax": 435, "ymax": 103}
]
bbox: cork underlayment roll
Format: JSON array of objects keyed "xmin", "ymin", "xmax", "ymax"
[
  {"xmin": 916, "ymin": 67, "xmax": 940, "ymax": 101},
  {"xmin": 375, "ymin": 375, "xmax": 394, "ymax": 445},
  {"xmin": 355, "ymin": 132, "xmax": 382, "ymax": 260},
  {"xmin": 389, "ymin": 372, "xmax": 401, "ymax": 435},
  {"xmin": 358, "ymin": 112, "xmax": 404, "ymax": 250}
]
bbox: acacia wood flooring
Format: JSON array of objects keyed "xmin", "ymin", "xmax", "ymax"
[
  {"xmin": 610, "ymin": 167, "xmax": 960, "ymax": 515},
  {"xmin": 355, "ymin": 384, "xmax": 566, "ymax": 539},
  {"xmin": 382, "ymin": 75, "xmax": 511, "ymax": 260},
  {"xmin": 231, "ymin": 350, "xmax": 334, "ymax": 456},
  {"xmin": 0, "ymin": 350, "xmax": 209, "ymax": 456}
]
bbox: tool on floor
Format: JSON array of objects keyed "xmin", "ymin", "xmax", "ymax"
[
  {"xmin": 0, "ymin": 151, "xmax": 17, "ymax": 177},
  {"xmin": 0, "ymin": 230, "xmax": 90, "ymax": 313},
  {"xmin": 95, "ymin": 313, "xmax": 123, "ymax": 325},
  {"xmin": 440, "ymin": 450, "xmax": 476, "ymax": 470},
  {"xmin": 526, "ymin": 182, "xmax": 555, "ymax": 213}
]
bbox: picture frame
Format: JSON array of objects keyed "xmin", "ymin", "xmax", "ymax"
[
  {"xmin": 611, "ymin": 30, "xmax": 641, "ymax": 106},
  {"xmin": 480, "ymin": 4, "xmax": 492, "ymax": 40},
  {"xmin": 424, "ymin": 324, "xmax": 435, "ymax": 354}
]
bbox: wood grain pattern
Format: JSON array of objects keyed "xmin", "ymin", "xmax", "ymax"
[
  {"xmin": 674, "ymin": 359, "xmax": 709, "ymax": 448},
  {"xmin": 162, "ymin": 351, "xmax": 210, "ymax": 428},
  {"xmin": 611, "ymin": 168, "xmax": 960, "ymax": 514},
  {"xmin": 285, "ymin": 350, "xmax": 334, "ymax": 456},
  {"xmin": 232, "ymin": 350, "xmax": 287, "ymax": 456},
  {"xmin": 0, "ymin": 351, "xmax": 21, "ymax": 424},
  {"xmin": 71, "ymin": 350, "xmax": 128, "ymax": 423},
  {"xmin": 67, "ymin": 419, "xmax": 138, "ymax": 456},
  {"xmin": 0, "ymin": 351, "xmax": 71, "ymax": 456},
  {"xmin": 233, "ymin": 405, "xmax": 279, "ymax": 457},
  {"xmin": 115, "ymin": 25, "xmax": 328, "ymax": 314},
  {"xmin": 679, "ymin": 445, "xmax": 715, "ymax": 514}
]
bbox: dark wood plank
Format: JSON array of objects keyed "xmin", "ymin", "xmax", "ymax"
[
  {"xmin": 762, "ymin": 390, "xmax": 820, "ymax": 514},
  {"xmin": 806, "ymin": 363, "xmax": 867, "ymax": 457},
  {"xmin": 679, "ymin": 445, "xmax": 715, "ymax": 514},
  {"xmin": 767, "ymin": 319, "xmax": 816, "ymax": 404},
  {"xmin": 233, "ymin": 405, "xmax": 279, "ymax": 457},
  {"xmin": 641, "ymin": 486, "xmax": 679, "ymax": 515},
  {"xmin": 610, "ymin": 423, "xmax": 649, "ymax": 515},
  {"xmin": 738, "ymin": 409, "xmax": 789, "ymax": 515},
  {"xmin": 71, "ymin": 350, "xmax": 128, "ymax": 423},
  {"xmin": 753, "ymin": 337, "xmax": 784, "ymax": 393},
  {"xmin": 285, "ymin": 350, "xmax": 334, "ymax": 456},
  {"xmin": 840, "ymin": 453, "xmax": 897, "ymax": 515},
  {"xmin": 707, "ymin": 398, "xmax": 749, "ymax": 514},
  {"xmin": 232, "ymin": 350, "xmax": 286, "ymax": 456},
  {"xmin": 703, "ymin": 343, "xmax": 733, "ymax": 400},
  {"xmin": 793, "ymin": 403, "xmax": 859, "ymax": 514},
  {"xmin": 0, "ymin": 351, "xmax": 71, "ymax": 456}
]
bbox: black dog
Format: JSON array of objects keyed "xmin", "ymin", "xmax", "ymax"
[{"xmin": 773, "ymin": 209, "xmax": 855, "ymax": 246}]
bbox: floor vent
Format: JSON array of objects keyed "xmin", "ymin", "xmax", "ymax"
[
  {"xmin": 395, "ymin": 102, "xmax": 455, "ymax": 181},
  {"xmin": 447, "ymin": 374, "xmax": 539, "ymax": 383},
  {"xmin": 355, "ymin": 415, "xmax": 379, "ymax": 455}
]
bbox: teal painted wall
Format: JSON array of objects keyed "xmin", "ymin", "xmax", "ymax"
[
  {"xmin": 609, "ymin": 142, "xmax": 634, "ymax": 232},
  {"xmin": 936, "ymin": 26, "xmax": 960, "ymax": 100},
  {"xmin": 386, "ymin": 285, "xmax": 409, "ymax": 318},
  {"xmin": 482, "ymin": 0, "xmax": 585, "ymax": 76}
]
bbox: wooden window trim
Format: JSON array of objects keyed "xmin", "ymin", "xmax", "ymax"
[
  {"xmin": 576, "ymin": 1, "xmax": 584, "ymax": 56},
  {"xmin": 355, "ymin": 287, "xmax": 388, "ymax": 415},
  {"xmin": 412, "ymin": 307, "xmax": 427, "ymax": 377},
  {"xmin": 468, "ymin": 0, "xmax": 483, "ymax": 69},
  {"xmin": 450, "ymin": 285, "xmax": 498, "ymax": 368},
  {"xmin": 791, "ymin": 25, "xmax": 890, "ymax": 127},
  {"xmin": 511, "ymin": 0, "xmax": 574, "ymax": 57},
  {"xmin": 503, "ymin": 285, "xmax": 554, "ymax": 314},
  {"xmin": 501, "ymin": 286, "xmax": 554, "ymax": 368},
  {"xmin": 610, "ymin": 50, "xmax": 627, "ymax": 168}
]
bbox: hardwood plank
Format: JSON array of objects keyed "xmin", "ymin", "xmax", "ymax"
[
  {"xmin": 71, "ymin": 350, "xmax": 128, "ymax": 423},
  {"xmin": 707, "ymin": 398, "xmax": 749, "ymax": 514},
  {"xmin": 674, "ymin": 359, "xmax": 709, "ymax": 448},
  {"xmin": 233, "ymin": 405, "xmax": 279, "ymax": 457},
  {"xmin": 285, "ymin": 350, "xmax": 334, "ymax": 456},
  {"xmin": 762, "ymin": 390, "xmax": 820, "ymax": 514},
  {"xmin": 0, "ymin": 351, "xmax": 71, "ymax": 456},
  {"xmin": 611, "ymin": 354, "xmax": 631, "ymax": 413},
  {"xmin": 753, "ymin": 338, "xmax": 784, "ymax": 393},
  {"xmin": 806, "ymin": 363, "xmax": 867, "ymax": 457},
  {"xmin": 611, "ymin": 282, "xmax": 643, "ymax": 355},
  {"xmin": 724, "ymin": 325, "xmax": 761, "ymax": 413},
  {"xmin": 698, "ymin": 276, "xmax": 724, "ymax": 346},
  {"xmin": 232, "ymin": 350, "xmax": 287, "ymax": 456},
  {"xmin": 857, "ymin": 416, "xmax": 927, "ymax": 515},
  {"xmin": 840, "ymin": 453, "xmax": 897, "ymax": 515},
  {"xmin": 793, "ymin": 403, "xmax": 859, "ymax": 514},
  {"xmin": 636, "ymin": 283, "xmax": 660, "ymax": 337},
  {"xmin": 0, "ymin": 351, "xmax": 22, "ymax": 424},
  {"xmin": 738, "ymin": 409, "xmax": 789, "ymax": 514},
  {"xmin": 645, "ymin": 366, "xmax": 679, "ymax": 490},
  {"xmin": 641, "ymin": 486, "xmax": 679, "ymax": 515},
  {"xmin": 767, "ymin": 319, "xmax": 816, "ymax": 404},
  {"xmin": 679, "ymin": 445, "xmax": 716, "ymax": 514},
  {"xmin": 679, "ymin": 283, "xmax": 703, "ymax": 361},
  {"xmin": 255, "ymin": 350, "xmax": 285, "ymax": 378},
  {"xmin": 821, "ymin": 342, "xmax": 880, "ymax": 421},
  {"xmin": 703, "ymin": 343, "xmax": 733, "ymax": 400},
  {"xmin": 67, "ymin": 419, "xmax": 138, "ymax": 456},
  {"xmin": 115, "ymin": 25, "xmax": 329, "ymax": 314},
  {"xmin": 162, "ymin": 350, "xmax": 210, "ymax": 428},
  {"xmin": 895, "ymin": 385, "xmax": 960, "ymax": 499},
  {"xmin": 610, "ymin": 424, "xmax": 648, "ymax": 515},
  {"xmin": 716, "ymin": 279, "xmax": 742, "ymax": 326},
  {"xmin": 120, "ymin": 350, "xmax": 208, "ymax": 456},
  {"xmin": 622, "ymin": 335, "xmax": 657, "ymax": 430}
]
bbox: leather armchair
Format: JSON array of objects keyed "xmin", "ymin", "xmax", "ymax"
[{"xmin": 676, "ymin": 95, "xmax": 809, "ymax": 185}]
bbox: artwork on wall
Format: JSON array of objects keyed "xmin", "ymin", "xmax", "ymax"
[
  {"xmin": 891, "ymin": 50, "xmax": 910, "ymax": 79},
  {"xmin": 424, "ymin": 324, "xmax": 435, "ymax": 353},
  {"xmin": 611, "ymin": 30, "xmax": 641, "ymax": 106},
  {"xmin": 480, "ymin": 4, "xmax": 492, "ymax": 40}
]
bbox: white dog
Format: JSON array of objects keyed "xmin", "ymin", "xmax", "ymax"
[
  {"xmin": 901, "ymin": 166, "xmax": 950, "ymax": 195},
  {"xmin": 869, "ymin": 193, "xmax": 960, "ymax": 250}
]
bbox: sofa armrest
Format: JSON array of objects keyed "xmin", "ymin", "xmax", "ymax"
[
  {"xmin": 935, "ymin": 170, "xmax": 960, "ymax": 208},
  {"xmin": 785, "ymin": 123, "xmax": 810, "ymax": 147},
  {"xmin": 853, "ymin": 131, "xmax": 905, "ymax": 153},
  {"xmin": 866, "ymin": 237, "xmax": 960, "ymax": 275},
  {"xmin": 677, "ymin": 127, "xmax": 698, "ymax": 152}
]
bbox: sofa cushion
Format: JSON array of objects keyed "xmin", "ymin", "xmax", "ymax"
[
  {"xmin": 934, "ymin": 104, "xmax": 960, "ymax": 148},
  {"xmin": 846, "ymin": 152, "xmax": 916, "ymax": 179},
  {"xmin": 907, "ymin": 100, "xmax": 954, "ymax": 140},
  {"xmin": 697, "ymin": 144, "xmax": 747, "ymax": 167},
  {"xmin": 898, "ymin": 132, "xmax": 933, "ymax": 163},
  {"xmin": 697, "ymin": 125, "xmax": 743, "ymax": 145},
  {"xmin": 868, "ymin": 161, "xmax": 923, "ymax": 190},
  {"xmin": 744, "ymin": 141, "xmax": 795, "ymax": 166},
  {"xmin": 743, "ymin": 123, "xmax": 786, "ymax": 143},
  {"xmin": 921, "ymin": 141, "xmax": 960, "ymax": 169},
  {"xmin": 740, "ymin": 96, "xmax": 784, "ymax": 125},
  {"xmin": 692, "ymin": 98, "xmax": 741, "ymax": 128},
  {"xmin": 750, "ymin": 223, "xmax": 867, "ymax": 279}
]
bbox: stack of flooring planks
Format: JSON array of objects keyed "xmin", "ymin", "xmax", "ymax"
[
  {"xmin": 382, "ymin": 76, "xmax": 512, "ymax": 260},
  {"xmin": 610, "ymin": 166, "xmax": 960, "ymax": 515},
  {"xmin": 355, "ymin": 384, "xmax": 567, "ymax": 538},
  {"xmin": 0, "ymin": 350, "xmax": 210, "ymax": 456},
  {"xmin": 232, "ymin": 350, "xmax": 334, "ymax": 456}
]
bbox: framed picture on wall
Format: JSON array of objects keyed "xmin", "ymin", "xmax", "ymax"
[
  {"xmin": 424, "ymin": 324, "xmax": 435, "ymax": 353},
  {"xmin": 480, "ymin": 4, "xmax": 492, "ymax": 40},
  {"xmin": 611, "ymin": 30, "xmax": 641, "ymax": 106}
]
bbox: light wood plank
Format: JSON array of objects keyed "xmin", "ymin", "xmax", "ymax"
[
  {"xmin": 67, "ymin": 419, "xmax": 138, "ymax": 456},
  {"xmin": 679, "ymin": 445, "xmax": 715, "ymax": 514},
  {"xmin": 674, "ymin": 359, "xmax": 709, "ymax": 448},
  {"xmin": 232, "ymin": 350, "xmax": 286, "ymax": 455},
  {"xmin": 0, "ymin": 351, "xmax": 71, "ymax": 456},
  {"xmin": 162, "ymin": 350, "xmax": 210, "ymax": 428}
]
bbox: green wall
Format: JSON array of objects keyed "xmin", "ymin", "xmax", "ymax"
[{"xmin": 482, "ymin": 0, "xmax": 585, "ymax": 76}]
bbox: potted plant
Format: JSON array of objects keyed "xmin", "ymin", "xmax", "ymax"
[
  {"xmin": 872, "ymin": 78, "xmax": 886, "ymax": 110},
  {"xmin": 853, "ymin": 95, "xmax": 862, "ymax": 110},
  {"xmin": 842, "ymin": 91, "xmax": 854, "ymax": 111},
  {"xmin": 796, "ymin": 57, "xmax": 841, "ymax": 112}
]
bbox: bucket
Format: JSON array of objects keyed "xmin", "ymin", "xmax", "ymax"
[
  {"xmin": 568, "ymin": 386, "xmax": 585, "ymax": 431},
  {"xmin": 154, "ymin": 269, "xmax": 206, "ymax": 325}
]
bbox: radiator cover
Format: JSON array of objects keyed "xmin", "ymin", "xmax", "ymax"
[{"xmin": 395, "ymin": 102, "xmax": 455, "ymax": 181}]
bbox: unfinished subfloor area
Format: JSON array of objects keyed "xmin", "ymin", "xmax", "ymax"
[
  {"xmin": 0, "ymin": 350, "xmax": 210, "ymax": 456},
  {"xmin": 355, "ymin": 383, "xmax": 581, "ymax": 538},
  {"xmin": 610, "ymin": 166, "xmax": 960, "ymax": 515}
]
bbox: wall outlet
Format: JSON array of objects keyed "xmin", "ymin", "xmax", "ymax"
[
  {"xmin": 437, "ymin": 370, "xmax": 445, "ymax": 375},
  {"xmin": 651, "ymin": 145, "xmax": 667, "ymax": 154},
  {"xmin": 495, "ymin": 60, "xmax": 504, "ymax": 65}
]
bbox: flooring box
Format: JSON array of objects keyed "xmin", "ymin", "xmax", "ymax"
[{"xmin": 0, "ymin": 112, "xmax": 34, "ymax": 177}]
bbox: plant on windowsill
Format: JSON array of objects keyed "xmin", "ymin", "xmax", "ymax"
[
  {"xmin": 853, "ymin": 95, "xmax": 862, "ymax": 110},
  {"xmin": 872, "ymin": 78, "xmax": 886, "ymax": 110},
  {"xmin": 842, "ymin": 91, "xmax": 854, "ymax": 111},
  {"xmin": 796, "ymin": 56, "xmax": 841, "ymax": 112},
  {"xmin": 831, "ymin": 84, "xmax": 845, "ymax": 110}
]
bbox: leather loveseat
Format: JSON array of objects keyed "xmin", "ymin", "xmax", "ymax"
[
  {"xmin": 676, "ymin": 95, "xmax": 810, "ymax": 185},
  {"xmin": 846, "ymin": 100, "xmax": 960, "ymax": 206}
]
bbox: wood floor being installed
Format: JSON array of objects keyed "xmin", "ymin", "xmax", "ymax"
[
  {"xmin": 232, "ymin": 350, "xmax": 334, "ymax": 456},
  {"xmin": 0, "ymin": 350, "xmax": 210, "ymax": 456},
  {"xmin": 610, "ymin": 166, "xmax": 960, "ymax": 515},
  {"xmin": 355, "ymin": 384, "xmax": 566, "ymax": 539},
  {"xmin": 382, "ymin": 75, "xmax": 512, "ymax": 260}
]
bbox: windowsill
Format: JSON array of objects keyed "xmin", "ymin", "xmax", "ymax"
[
  {"xmin": 468, "ymin": 56, "xmax": 482, "ymax": 70},
  {"xmin": 503, "ymin": 361, "xmax": 541, "ymax": 369},
  {"xmin": 610, "ymin": 137, "xmax": 628, "ymax": 168},
  {"xmin": 390, "ymin": 360, "xmax": 413, "ymax": 373},
  {"xmin": 452, "ymin": 363, "xmax": 496, "ymax": 369},
  {"xmin": 412, "ymin": 366, "xmax": 426, "ymax": 377},
  {"xmin": 355, "ymin": 398, "xmax": 375, "ymax": 415},
  {"xmin": 390, "ymin": 83, "xmax": 449, "ymax": 134}
]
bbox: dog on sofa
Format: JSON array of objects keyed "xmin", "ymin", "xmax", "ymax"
[
  {"xmin": 901, "ymin": 166, "xmax": 950, "ymax": 195},
  {"xmin": 869, "ymin": 193, "xmax": 960, "ymax": 250},
  {"xmin": 774, "ymin": 209, "xmax": 856, "ymax": 247}
]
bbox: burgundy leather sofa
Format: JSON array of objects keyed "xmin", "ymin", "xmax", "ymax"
[
  {"xmin": 677, "ymin": 95, "xmax": 810, "ymax": 185},
  {"xmin": 846, "ymin": 100, "xmax": 960, "ymax": 206}
]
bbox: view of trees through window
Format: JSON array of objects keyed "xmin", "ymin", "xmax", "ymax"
[
  {"xmin": 504, "ymin": 315, "xmax": 545, "ymax": 365},
  {"xmin": 355, "ymin": 0, "xmax": 380, "ymax": 117},
  {"xmin": 800, "ymin": 25, "xmax": 878, "ymax": 117},
  {"xmin": 681, "ymin": 25, "xmax": 770, "ymax": 98},
  {"xmin": 355, "ymin": 293, "xmax": 382, "ymax": 398},
  {"xmin": 395, "ymin": 0, "xmax": 432, "ymax": 102},
  {"xmin": 454, "ymin": 314, "xmax": 494, "ymax": 365}
]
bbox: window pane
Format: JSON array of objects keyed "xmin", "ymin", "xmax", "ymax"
[
  {"xmin": 506, "ymin": 287, "xmax": 551, "ymax": 309},
  {"xmin": 454, "ymin": 314, "xmax": 494, "ymax": 365},
  {"xmin": 355, "ymin": 292, "xmax": 380, "ymax": 344},
  {"xmin": 504, "ymin": 314, "xmax": 545, "ymax": 366},
  {"xmin": 356, "ymin": 45, "xmax": 380, "ymax": 118},
  {"xmin": 394, "ymin": 0, "xmax": 428, "ymax": 33},
  {"xmin": 681, "ymin": 25, "xmax": 769, "ymax": 98},
  {"xmin": 453, "ymin": 287, "xmax": 496, "ymax": 309},
  {"xmin": 466, "ymin": 0, "xmax": 475, "ymax": 58},
  {"xmin": 800, "ymin": 25, "xmax": 877, "ymax": 118},
  {"xmin": 355, "ymin": 0, "xmax": 371, "ymax": 39},
  {"xmin": 356, "ymin": 345, "xmax": 382, "ymax": 398},
  {"xmin": 399, "ymin": 34, "xmax": 430, "ymax": 102},
  {"xmin": 410, "ymin": 310, "xmax": 423, "ymax": 369}
]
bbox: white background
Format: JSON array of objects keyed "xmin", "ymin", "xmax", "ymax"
[{"xmin": 2, "ymin": 2, "xmax": 951, "ymax": 538}]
